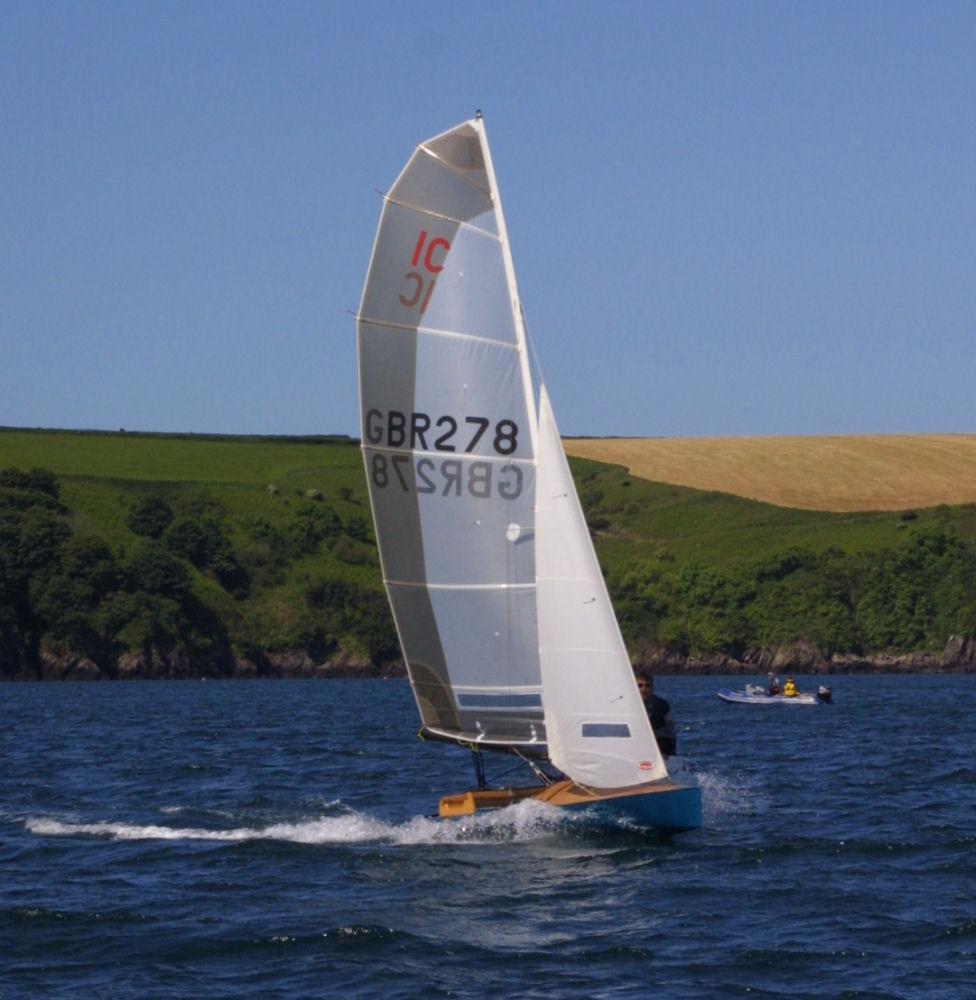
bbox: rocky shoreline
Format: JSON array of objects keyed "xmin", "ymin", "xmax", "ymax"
[
  {"xmin": 6, "ymin": 635, "xmax": 976, "ymax": 680},
  {"xmin": 632, "ymin": 634, "xmax": 976, "ymax": 676}
]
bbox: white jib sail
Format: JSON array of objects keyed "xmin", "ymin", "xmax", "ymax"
[{"xmin": 535, "ymin": 386, "xmax": 668, "ymax": 787}]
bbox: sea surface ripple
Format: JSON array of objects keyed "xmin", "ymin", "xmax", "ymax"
[{"xmin": 2, "ymin": 675, "xmax": 974, "ymax": 999}]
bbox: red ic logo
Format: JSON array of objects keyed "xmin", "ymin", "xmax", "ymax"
[{"xmin": 399, "ymin": 230, "xmax": 451, "ymax": 315}]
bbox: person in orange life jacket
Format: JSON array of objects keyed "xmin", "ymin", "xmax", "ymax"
[
  {"xmin": 637, "ymin": 674, "xmax": 676, "ymax": 756},
  {"xmin": 783, "ymin": 677, "xmax": 798, "ymax": 697}
]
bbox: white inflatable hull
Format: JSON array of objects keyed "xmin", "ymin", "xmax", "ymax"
[{"xmin": 718, "ymin": 688, "xmax": 824, "ymax": 706}]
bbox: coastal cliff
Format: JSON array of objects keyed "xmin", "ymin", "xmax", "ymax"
[
  {"xmin": 632, "ymin": 635, "xmax": 976, "ymax": 676},
  {"xmin": 17, "ymin": 634, "xmax": 976, "ymax": 681}
]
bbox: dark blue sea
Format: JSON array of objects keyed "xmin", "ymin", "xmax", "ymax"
[{"xmin": 2, "ymin": 675, "xmax": 974, "ymax": 999}]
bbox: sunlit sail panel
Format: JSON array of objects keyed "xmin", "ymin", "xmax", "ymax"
[
  {"xmin": 420, "ymin": 585, "xmax": 538, "ymax": 693},
  {"xmin": 389, "ymin": 583, "xmax": 542, "ymax": 744},
  {"xmin": 360, "ymin": 206, "xmax": 513, "ymax": 344},
  {"xmin": 387, "ymin": 123, "xmax": 494, "ymax": 229},
  {"xmin": 358, "ymin": 327, "xmax": 531, "ymax": 462},
  {"xmin": 363, "ymin": 451, "xmax": 535, "ymax": 588}
]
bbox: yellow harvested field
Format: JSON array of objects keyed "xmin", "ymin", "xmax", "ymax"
[{"xmin": 563, "ymin": 434, "xmax": 976, "ymax": 512}]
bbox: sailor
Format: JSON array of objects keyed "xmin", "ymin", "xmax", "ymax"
[
  {"xmin": 768, "ymin": 673, "xmax": 781, "ymax": 696},
  {"xmin": 637, "ymin": 674, "xmax": 677, "ymax": 756},
  {"xmin": 783, "ymin": 677, "xmax": 798, "ymax": 697}
]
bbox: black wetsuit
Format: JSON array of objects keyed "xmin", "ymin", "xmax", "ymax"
[{"xmin": 644, "ymin": 693, "xmax": 677, "ymax": 757}]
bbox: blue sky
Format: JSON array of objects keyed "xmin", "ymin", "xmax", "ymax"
[{"xmin": 2, "ymin": 1, "xmax": 974, "ymax": 439}]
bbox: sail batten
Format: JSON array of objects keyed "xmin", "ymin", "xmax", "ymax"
[
  {"xmin": 382, "ymin": 580, "xmax": 535, "ymax": 593},
  {"xmin": 364, "ymin": 446, "xmax": 533, "ymax": 466},
  {"xmin": 380, "ymin": 193, "xmax": 498, "ymax": 230},
  {"xmin": 415, "ymin": 146, "xmax": 492, "ymax": 199},
  {"xmin": 357, "ymin": 319, "xmax": 522, "ymax": 351}
]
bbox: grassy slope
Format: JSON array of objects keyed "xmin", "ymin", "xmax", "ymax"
[
  {"xmin": 569, "ymin": 457, "xmax": 976, "ymax": 571},
  {"xmin": 0, "ymin": 429, "xmax": 375, "ymax": 657},
  {"xmin": 0, "ymin": 429, "xmax": 360, "ymax": 485}
]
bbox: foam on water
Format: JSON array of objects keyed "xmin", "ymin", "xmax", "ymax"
[
  {"xmin": 23, "ymin": 797, "xmax": 581, "ymax": 847},
  {"xmin": 693, "ymin": 765, "xmax": 766, "ymax": 822}
]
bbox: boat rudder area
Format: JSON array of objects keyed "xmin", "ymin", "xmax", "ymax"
[{"xmin": 438, "ymin": 785, "xmax": 545, "ymax": 818}]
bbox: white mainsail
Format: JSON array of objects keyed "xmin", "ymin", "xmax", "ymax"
[
  {"xmin": 357, "ymin": 117, "xmax": 542, "ymax": 748},
  {"xmin": 357, "ymin": 116, "xmax": 667, "ymax": 788}
]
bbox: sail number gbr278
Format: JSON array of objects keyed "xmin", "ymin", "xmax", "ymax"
[{"xmin": 365, "ymin": 408, "xmax": 524, "ymax": 500}]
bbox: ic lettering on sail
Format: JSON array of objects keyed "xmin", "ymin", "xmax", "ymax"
[{"xmin": 399, "ymin": 230, "xmax": 451, "ymax": 315}]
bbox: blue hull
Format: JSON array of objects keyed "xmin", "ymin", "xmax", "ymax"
[{"xmin": 566, "ymin": 784, "xmax": 702, "ymax": 833}]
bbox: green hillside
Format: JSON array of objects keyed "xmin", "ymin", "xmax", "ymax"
[
  {"xmin": 571, "ymin": 458, "xmax": 976, "ymax": 658},
  {"xmin": 0, "ymin": 429, "xmax": 394, "ymax": 678},
  {"xmin": 2, "ymin": 428, "xmax": 975, "ymax": 678}
]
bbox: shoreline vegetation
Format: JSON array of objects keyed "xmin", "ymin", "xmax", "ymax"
[
  {"xmin": 28, "ymin": 636, "xmax": 976, "ymax": 681},
  {"xmin": 2, "ymin": 428, "xmax": 975, "ymax": 681}
]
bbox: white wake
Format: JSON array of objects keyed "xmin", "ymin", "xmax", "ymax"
[{"xmin": 24, "ymin": 797, "xmax": 578, "ymax": 846}]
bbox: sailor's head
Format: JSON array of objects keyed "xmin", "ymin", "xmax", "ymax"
[{"xmin": 637, "ymin": 675, "xmax": 653, "ymax": 695}]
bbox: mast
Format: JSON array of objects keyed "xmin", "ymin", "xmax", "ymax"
[{"xmin": 471, "ymin": 113, "xmax": 539, "ymax": 455}]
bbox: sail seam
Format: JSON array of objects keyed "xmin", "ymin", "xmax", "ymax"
[
  {"xmin": 357, "ymin": 315, "xmax": 520, "ymax": 353},
  {"xmin": 382, "ymin": 193, "xmax": 499, "ymax": 235},
  {"xmin": 456, "ymin": 684, "xmax": 541, "ymax": 692},
  {"xmin": 538, "ymin": 646, "xmax": 623, "ymax": 653},
  {"xmin": 363, "ymin": 444, "xmax": 533, "ymax": 466},
  {"xmin": 384, "ymin": 580, "xmax": 534, "ymax": 591},
  {"xmin": 422, "ymin": 728, "xmax": 545, "ymax": 749},
  {"xmin": 415, "ymin": 143, "xmax": 492, "ymax": 199}
]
